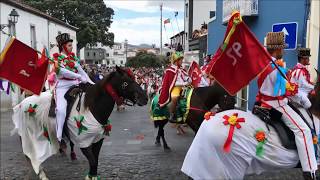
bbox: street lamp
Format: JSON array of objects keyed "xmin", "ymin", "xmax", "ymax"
[{"xmin": 1, "ymin": 9, "xmax": 19, "ymax": 35}]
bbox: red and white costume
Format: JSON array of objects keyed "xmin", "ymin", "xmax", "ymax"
[
  {"xmin": 290, "ymin": 63, "xmax": 314, "ymax": 109},
  {"xmin": 199, "ymin": 64, "xmax": 212, "ymax": 87},
  {"xmin": 158, "ymin": 64, "xmax": 190, "ymax": 107},
  {"xmin": 54, "ymin": 53, "xmax": 94, "ymax": 141},
  {"xmin": 257, "ymin": 57, "xmax": 317, "ymax": 172}
]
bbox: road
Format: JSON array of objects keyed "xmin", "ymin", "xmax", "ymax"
[{"xmin": 0, "ymin": 105, "xmax": 309, "ymax": 179}]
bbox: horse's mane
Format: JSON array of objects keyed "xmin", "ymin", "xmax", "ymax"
[{"xmin": 84, "ymin": 71, "xmax": 117, "ymax": 109}]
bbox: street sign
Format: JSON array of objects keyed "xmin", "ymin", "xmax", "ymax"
[{"xmin": 272, "ymin": 22, "xmax": 298, "ymax": 50}]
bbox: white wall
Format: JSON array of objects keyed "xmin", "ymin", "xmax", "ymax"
[
  {"xmin": 306, "ymin": 0, "xmax": 319, "ymax": 81},
  {"xmin": 192, "ymin": 1, "xmax": 215, "ymax": 31},
  {"xmin": 0, "ymin": 2, "xmax": 77, "ymax": 55},
  {"xmin": 0, "ymin": 2, "xmax": 77, "ymax": 109}
]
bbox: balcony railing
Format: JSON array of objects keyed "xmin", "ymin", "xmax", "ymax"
[{"xmin": 222, "ymin": 0, "xmax": 258, "ymax": 23}]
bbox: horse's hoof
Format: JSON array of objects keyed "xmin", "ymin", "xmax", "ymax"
[
  {"xmin": 70, "ymin": 152, "xmax": 77, "ymax": 161},
  {"xmin": 155, "ymin": 141, "xmax": 161, "ymax": 146},
  {"xmin": 85, "ymin": 175, "xmax": 101, "ymax": 180},
  {"xmin": 164, "ymin": 146, "xmax": 171, "ymax": 152},
  {"xmin": 38, "ymin": 169, "xmax": 49, "ymax": 180}
]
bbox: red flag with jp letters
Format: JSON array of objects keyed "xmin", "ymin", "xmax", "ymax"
[
  {"xmin": 0, "ymin": 38, "xmax": 49, "ymax": 95},
  {"xmin": 207, "ymin": 12, "xmax": 271, "ymax": 95}
]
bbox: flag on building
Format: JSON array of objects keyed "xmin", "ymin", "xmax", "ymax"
[
  {"xmin": 0, "ymin": 38, "xmax": 49, "ymax": 95},
  {"xmin": 164, "ymin": 18, "xmax": 170, "ymax": 24},
  {"xmin": 206, "ymin": 11, "xmax": 271, "ymax": 95},
  {"xmin": 188, "ymin": 61, "xmax": 202, "ymax": 88}
]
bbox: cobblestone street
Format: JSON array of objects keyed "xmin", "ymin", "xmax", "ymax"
[{"xmin": 0, "ymin": 106, "xmax": 310, "ymax": 179}]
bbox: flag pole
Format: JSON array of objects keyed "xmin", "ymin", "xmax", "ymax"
[
  {"xmin": 160, "ymin": 3, "xmax": 163, "ymax": 55},
  {"xmin": 175, "ymin": 13, "xmax": 180, "ymax": 32}
]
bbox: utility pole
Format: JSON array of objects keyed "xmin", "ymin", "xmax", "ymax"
[
  {"xmin": 160, "ymin": 3, "xmax": 163, "ymax": 55},
  {"xmin": 125, "ymin": 39, "xmax": 128, "ymax": 64}
]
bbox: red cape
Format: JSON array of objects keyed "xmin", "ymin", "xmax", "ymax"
[{"xmin": 158, "ymin": 65, "xmax": 178, "ymax": 107}]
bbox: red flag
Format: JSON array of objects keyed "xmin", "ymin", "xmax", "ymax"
[
  {"xmin": 188, "ymin": 61, "xmax": 202, "ymax": 88},
  {"xmin": 207, "ymin": 12, "xmax": 271, "ymax": 95},
  {"xmin": 0, "ymin": 38, "xmax": 49, "ymax": 95},
  {"xmin": 164, "ymin": 18, "xmax": 170, "ymax": 24}
]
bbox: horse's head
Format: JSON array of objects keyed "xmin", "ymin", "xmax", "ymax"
[
  {"xmin": 310, "ymin": 69, "xmax": 320, "ymax": 118},
  {"xmin": 104, "ymin": 66, "xmax": 148, "ymax": 106}
]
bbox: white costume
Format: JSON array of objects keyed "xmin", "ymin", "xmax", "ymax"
[
  {"xmin": 174, "ymin": 65, "xmax": 191, "ymax": 86},
  {"xmin": 257, "ymin": 57, "xmax": 317, "ymax": 172},
  {"xmin": 290, "ymin": 63, "xmax": 314, "ymax": 109},
  {"xmin": 55, "ymin": 54, "xmax": 93, "ymax": 141}
]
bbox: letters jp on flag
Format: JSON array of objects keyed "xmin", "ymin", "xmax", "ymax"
[
  {"xmin": 188, "ymin": 61, "xmax": 202, "ymax": 88},
  {"xmin": 206, "ymin": 12, "xmax": 271, "ymax": 95},
  {"xmin": 164, "ymin": 18, "xmax": 170, "ymax": 24},
  {"xmin": 0, "ymin": 38, "xmax": 49, "ymax": 95}
]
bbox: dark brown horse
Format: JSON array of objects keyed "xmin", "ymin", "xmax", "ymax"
[
  {"xmin": 154, "ymin": 83, "xmax": 235, "ymax": 150},
  {"xmin": 309, "ymin": 69, "xmax": 320, "ymax": 119}
]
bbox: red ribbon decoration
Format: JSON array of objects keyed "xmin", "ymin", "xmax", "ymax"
[
  {"xmin": 105, "ymin": 84, "xmax": 124, "ymax": 105},
  {"xmin": 222, "ymin": 113, "xmax": 245, "ymax": 153}
]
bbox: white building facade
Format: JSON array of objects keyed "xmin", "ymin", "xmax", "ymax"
[
  {"xmin": 0, "ymin": 0, "xmax": 77, "ymax": 109},
  {"xmin": 0, "ymin": 0, "xmax": 77, "ymax": 55},
  {"xmin": 184, "ymin": 0, "xmax": 216, "ymax": 51}
]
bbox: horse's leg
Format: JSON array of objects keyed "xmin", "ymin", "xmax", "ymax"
[
  {"xmin": 80, "ymin": 145, "xmax": 98, "ymax": 177},
  {"xmin": 70, "ymin": 141, "xmax": 77, "ymax": 160},
  {"xmin": 91, "ymin": 138, "xmax": 104, "ymax": 176},
  {"xmin": 155, "ymin": 125, "xmax": 161, "ymax": 146},
  {"xmin": 161, "ymin": 120, "xmax": 171, "ymax": 151}
]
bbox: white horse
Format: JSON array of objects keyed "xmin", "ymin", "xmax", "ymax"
[
  {"xmin": 11, "ymin": 67, "xmax": 148, "ymax": 180},
  {"xmin": 181, "ymin": 106, "xmax": 320, "ymax": 179}
]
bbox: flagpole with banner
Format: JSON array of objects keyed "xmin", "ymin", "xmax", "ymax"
[
  {"xmin": 0, "ymin": 37, "xmax": 50, "ymax": 95},
  {"xmin": 206, "ymin": 11, "xmax": 272, "ymax": 95}
]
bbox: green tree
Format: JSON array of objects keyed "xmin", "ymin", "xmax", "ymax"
[
  {"xmin": 23, "ymin": 0, "xmax": 114, "ymax": 51},
  {"xmin": 126, "ymin": 52, "xmax": 165, "ymax": 68}
]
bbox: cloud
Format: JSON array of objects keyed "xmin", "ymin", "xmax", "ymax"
[
  {"xmin": 105, "ymin": 0, "xmax": 184, "ymax": 13},
  {"xmin": 105, "ymin": 0, "xmax": 184, "ymax": 46},
  {"xmin": 110, "ymin": 16, "xmax": 184, "ymax": 46}
]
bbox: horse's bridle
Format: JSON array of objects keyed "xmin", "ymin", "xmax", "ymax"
[{"xmin": 104, "ymin": 83, "xmax": 136, "ymax": 106}]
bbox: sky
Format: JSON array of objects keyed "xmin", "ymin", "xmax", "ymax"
[{"xmin": 104, "ymin": 0, "xmax": 185, "ymax": 47}]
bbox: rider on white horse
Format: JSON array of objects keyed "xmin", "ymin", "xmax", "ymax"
[
  {"xmin": 290, "ymin": 48, "xmax": 315, "ymax": 109},
  {"xmin": 53, "ymin": 33, "xmax": 94, "ymax": 142},
  {"xmin": 256, "ymin": 32, "xmax": 317, "ymax": 178}
]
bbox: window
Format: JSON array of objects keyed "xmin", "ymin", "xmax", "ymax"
[
  {"xmin": 106, "ymin": 53, "xmax": 109, "ymax": 57},
  {"xmin": 120, "ymin": 61, "xmax": 123, "ymax": 64},
  {"xmin": 112, "ymin": 60, "xmax": 115, "ymax": 64},
  {"xmin": 58, "ymin": 31, "xmax": 61, "ymax": 35},
  {"xmin": 107, "ymin": 61, "xmax": 110, "ymax": 65},
  {"xmin": 30, "ymin": 25, "xmax": 37, "ymax": 49},
  {"xmin": 93, "ymin": 52, "xmax": 96, "ymax": 57},
  {"xmin": 210, "ymin": 11, "xmax": 216, "ymax": 19},
  {"xmin": 87, "ymin": 52, "xmax": 90, "ymax": 56}
]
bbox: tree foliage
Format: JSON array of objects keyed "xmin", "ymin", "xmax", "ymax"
[
  {"xmin": 23, "ymin": 0, "xmax": 114, "ymax": 50},
  {"xmin": 126, "ymin": 52, "xmax": 166, "ymax": 68}
]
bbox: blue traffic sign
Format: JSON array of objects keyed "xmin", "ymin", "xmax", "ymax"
[{"xmin": 272, "ymin": 22, "xmax": 298, "ymax": 50}]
